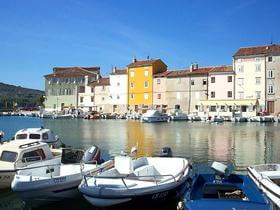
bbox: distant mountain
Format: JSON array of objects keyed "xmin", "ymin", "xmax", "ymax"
[{"xmin": 0, "ymin": 82, "xmax": 44, "ymax": 110}]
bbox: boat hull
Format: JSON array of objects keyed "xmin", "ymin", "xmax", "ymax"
[
  {"xmin": 141, "ymin": 117, "xmax": 169, "ymax": 123},
  {"xmin": 248, "ymin": 167, "xmax": 280, "ymax": 208},
  {"xmin": 81, "ymin": 181, "xmax": 185, "ymax": 208},
  {"xmin": 0, "ymin": 171, "xmax": 16, "ymax": 189},
  {"xmin": 12, "ymin": 179, "xmax": 81, "ymax": 204}
]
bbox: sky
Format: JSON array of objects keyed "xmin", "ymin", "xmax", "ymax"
[{"xmin": 0, "ymin": 0, "xmax": 280, "ymax": 90}]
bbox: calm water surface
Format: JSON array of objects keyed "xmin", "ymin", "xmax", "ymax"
[{"xmin": 0, "ymin": 117, "xmax": 280, "ymax": 209}]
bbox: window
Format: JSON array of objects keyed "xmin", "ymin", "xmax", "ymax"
[
  {"xmin": 0, "ymin": 151, "xmax": 18, "ymax": 162},
  {"xmin": 29, "ymin": 134, "xmax": 41, "ymax": 139},
  {"xmin": 256, "ymin": 77, "xmax": 261, "ymax": 85},
  {"xmin": 241, "ymin": 106, "xmax": 247, "ymax": 112},
  {"xmin": 203, "ymin": 79, "xmax": 207, "ymax": 85},
  {"xmin": 221, "ymin": 106, "xmax": 226, "ymax": 112},
  {"xmin": 211, "ymin": 91, "xmax": 215, "ymax": 98},
  {"xmin": 255, "ymin": 91, "xmax": 261, "ymax": 99},
  {"xmin": 144, "ymin": 93, "xmax": 149, "ymax": 100},
  {"xmin": 191, "ymin": 80, "xmax": 194, "ymax": 85},
  {"xmin": 255, "ymin": 64, "xmax": 261, "ymax": 72},
  {"xmin": 238, "ymin": 91, "xmax": 244, "ymax": 99},
  {"xmin": 79, "ymin": 86, "xmax": 85, "ymax": 93},
  {"xmin": 157, "ymin": 94, "xmax": 161, "ymax": 99},
  {"xmin": 16, "ymin": 134, "xmax": 27, "ymax": 140},
  {"xmin": 117, "ymin": 95, "xmax": 120, "ymax": 100},
  {"xmin": 130, "ymin": 94, "xmax": 134, "ymax": 99},
  {"xmin": 238, "ymin": 65, "xmax": 244, "ymax": 72},
  {"xmin": 117, "ymin": 82, "xmax": 120, "ymax": 86},
  {"xmin": 268, "ymin": 56, "xmax": 273, "ymax": 62},
  {"xmin": 227, "ymin": 76, "xmax": 232, "ymax": 82},
  {"xmin": 211, "ymin": 77, "xmax": 215, "ymax": 83},
  {"xmin": 91, "ymin": 96, "xmax": 94, "ymax": 102},
  {"xmin": 130, "ymin": 82, "xmax": 134, "ymax": 88},
  {"xmin": 268, "ymin": 70, "xmax": 274, "ymax": 78},
  {"xmin": 22, "ymin": 149, "xmax": 46, "ymax": 162},
  {"xmin": 268, "ymin": 85, "xmax": 274, "ymax": 94},
  {"xmin": 42, "ymin": 133, "xmax": 48, "ymax": 140},
  {"xmin": 238, "ymin": 78, "xmax": 244, "ymax": 86},
  {"xmin": 144, "ymin": 81, "xmax": 149, "ymax": 88},
  {"xmin": 210, "ymin": 106, "xmax": 217, "ymax": 112},
  {"xmin": 227, "ymin": 91, "xmax": 232, "ymax": 98},
  {"xmin": 80, "ymin": 97, "xmax": 83, "ymax": 103},
  {"xmin": 102, "ymin": 97, "xmax": 105, "ymax": 101},
  {"xmin": 157, "ymin": 79, "xmax": 161, "ymax": 84},
  {"xmin": 144, "ymin": 70, "xmax": 149, "ymax": 77},
  {"xmin": 130, "ymin": 70, "xmax": 134, "ymax": 77}
]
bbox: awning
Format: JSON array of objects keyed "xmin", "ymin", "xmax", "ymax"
[{"xmin": 198, "ymin": 99, "xmax": 259, "ymax": 106}]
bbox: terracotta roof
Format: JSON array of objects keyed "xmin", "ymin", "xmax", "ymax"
[
  {"xmin": 153, "ymin": 71, "xmax": 172, "ymax": 78},
  {"xmin": 44, "ymin": 67, "xmax": 100, "ymax": 78},
  {"xmin": 127, "ymin": 59, "xmax": 163, "ymax": 68},
  {"xmin": 110, "ymin": 69, "xmax": 127, "ymax": 75},
  {"xmin": 233, "ymin": 44, "xmax": 280, "ymax": 57},
  {"xmin": 210, "ymin": 65, "xmax": 233, "ymax": 72},
  {"xmin": 167, "ymin": 67, "xmax": 213, "ymax": 78},
  {"xmin": 90, "ymin": 78, "xmax": 110, "ymax": 86}
]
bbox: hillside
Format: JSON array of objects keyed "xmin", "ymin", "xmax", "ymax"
[{"xmin": 0, "ymin": 82, "xmax": 44, "ymax": 110}]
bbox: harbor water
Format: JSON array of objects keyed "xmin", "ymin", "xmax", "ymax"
[{"xmin": 1, "ymin": 117, "xmax": 280, "ymax": 209}]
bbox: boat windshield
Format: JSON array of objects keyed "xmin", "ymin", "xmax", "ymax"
[
  {"xmin": 29, "ymin": 134, "xmax": 41, "ymax": 139},
  {"xmin": 16, "ymin": 134, "xmax": 28, "ymax": 139},
  {"xmin": 0, "ymin": 151, "xmax": 18, "ymax": 162}
]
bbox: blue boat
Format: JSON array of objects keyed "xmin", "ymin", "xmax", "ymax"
[{"xmin": 178, "ymin": 162, "xmax": 271, "ymax": 210}]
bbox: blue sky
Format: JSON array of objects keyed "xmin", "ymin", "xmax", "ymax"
[{"xmin": 0, "ymin": 0, "xmax": 280, "ymax": 90}]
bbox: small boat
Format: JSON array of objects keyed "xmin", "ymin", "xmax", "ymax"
[
  {"xmin": 261, "ymin": 116, "xmax": 275, "ymax": 123},
  {"xmin": 11, "ymin": 146, "xmax": 113, "ymax": 204},
  {"xmin": 248, "ymin": 164, "xmax": 280, "ymax": 208},
  {"xmin": 169, "ymin": 110, "xmax": 188, "ymax": 121},
  {"xmin": 178, "ymin": 162, "xmax": 271, "ymax": 210},
  {"xmin": 39, "ymin": 112, "xmax": 54, "ymax": 118},
  {"xmin": 79, "ymin": 156, "xmax": 190, "ymax": 207},
  {"xmin": 53, "ymin": 113, "xmax": 73, "ymax": 119},
  {"xmin": 0, "ymin": 140, "xmax": 61, "ymax": 189},
  {"xmin": 231, "ymin": 117, "xmax": 248, "ymax": 122},
  {"xmin": 14, "ymin": 127, "xmax": 59, "ymax": 145},
  {"xmin": 212, "ymin": 116, "xmax": 224, "ymax": 123},
  {"xmin": 141, "ymin": 110, "xmax": 169, "ymax": 123}
]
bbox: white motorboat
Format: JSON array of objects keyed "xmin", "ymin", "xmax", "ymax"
[
  {"xmin": 79, "ymin": 156, "xmax": 190, "ymax": 207},
  {"xmin": 39, "ymin": 112, "xmax": 54, "ymax": 118},
  {"xmin": 14, "ymin": 127, "xmax": 59, "ymax": 145},
  {"xmin": 0, "ymin": 140, "xmax": 61, "ymax": 189},
  {"xmin": 169, "ymin": 110, "xmax": 188, "ymax": 121},
  {"xmin": 231, "ymin": 117, "xmax": 248, "ymax": 122},
  {"xmin": 141, "ymin": 110, "xmax": 169, "ymax": 123},
  {"xmin": 212, "ymin": 116, "xmax": 224, "ymax": 123},
  {"xmin": 53, "ymin": 113, "xmax": 73, "ymax": 119},
  {"xmin": 248, "ymin": 164, "xmax": 280, "ymax": 208},
  {"xmin": 11, "ymin": 146, "xmax": 113, "ymax": 204}
]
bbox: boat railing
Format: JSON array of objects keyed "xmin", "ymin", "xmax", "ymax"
[{"xmin": 83, "ymin": 173, "xmax": 177, "ymax": 190}]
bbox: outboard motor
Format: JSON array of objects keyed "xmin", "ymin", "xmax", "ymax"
[
  {"xmin": 160, "ymin": 147, "xmax": 173, "ymax": 157},
  {"xmin": 211, "ymin": 161, "xmax": 231, "ymax": 180},
  {"xmin": 83, "ymin": 145, "xmax": 102, "ymax": 164}
]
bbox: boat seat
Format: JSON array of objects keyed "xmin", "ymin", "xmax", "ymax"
[
  {"xmin": 114, "ymin": 156, "xmax": 133, "ymax": 175},
  {"xmin": 134, "ymin": 165, "xmax": 160, "ymax": 177}
]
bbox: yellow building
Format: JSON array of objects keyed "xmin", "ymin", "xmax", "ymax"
[{"xmin": 127, "ymin": 58, "xmax": 167, "ymax": 112}]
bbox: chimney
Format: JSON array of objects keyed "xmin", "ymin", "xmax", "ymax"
[
  {"xmin": 96, "ymin": 74, "xmax": 99, "ymax": 80},
  {"xmin": 132, "ymin": 56, "xmax": 137, "ymax": 63},
  {"xmin": 113, "ymin": 66, "xmax": 117, "ymax": 73},
  {"xmin": 147, "ymin": 55, "xmax": 150, "ymax": 60},
  {"xmin": 190, "ymin": 63, "xmax": 198, "ymax": 72},
  {"xmin": 190, "ymin": 63, "xmax": 194, "ymax": 72}
]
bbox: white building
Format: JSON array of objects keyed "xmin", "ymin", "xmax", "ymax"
[
  {"xmin": 233, "ymin": 46, "xmax": 267, "ymax": 112},
  {"xmin": 109, "ymin": 68, "xmax": 128, "ymax": 114}
]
